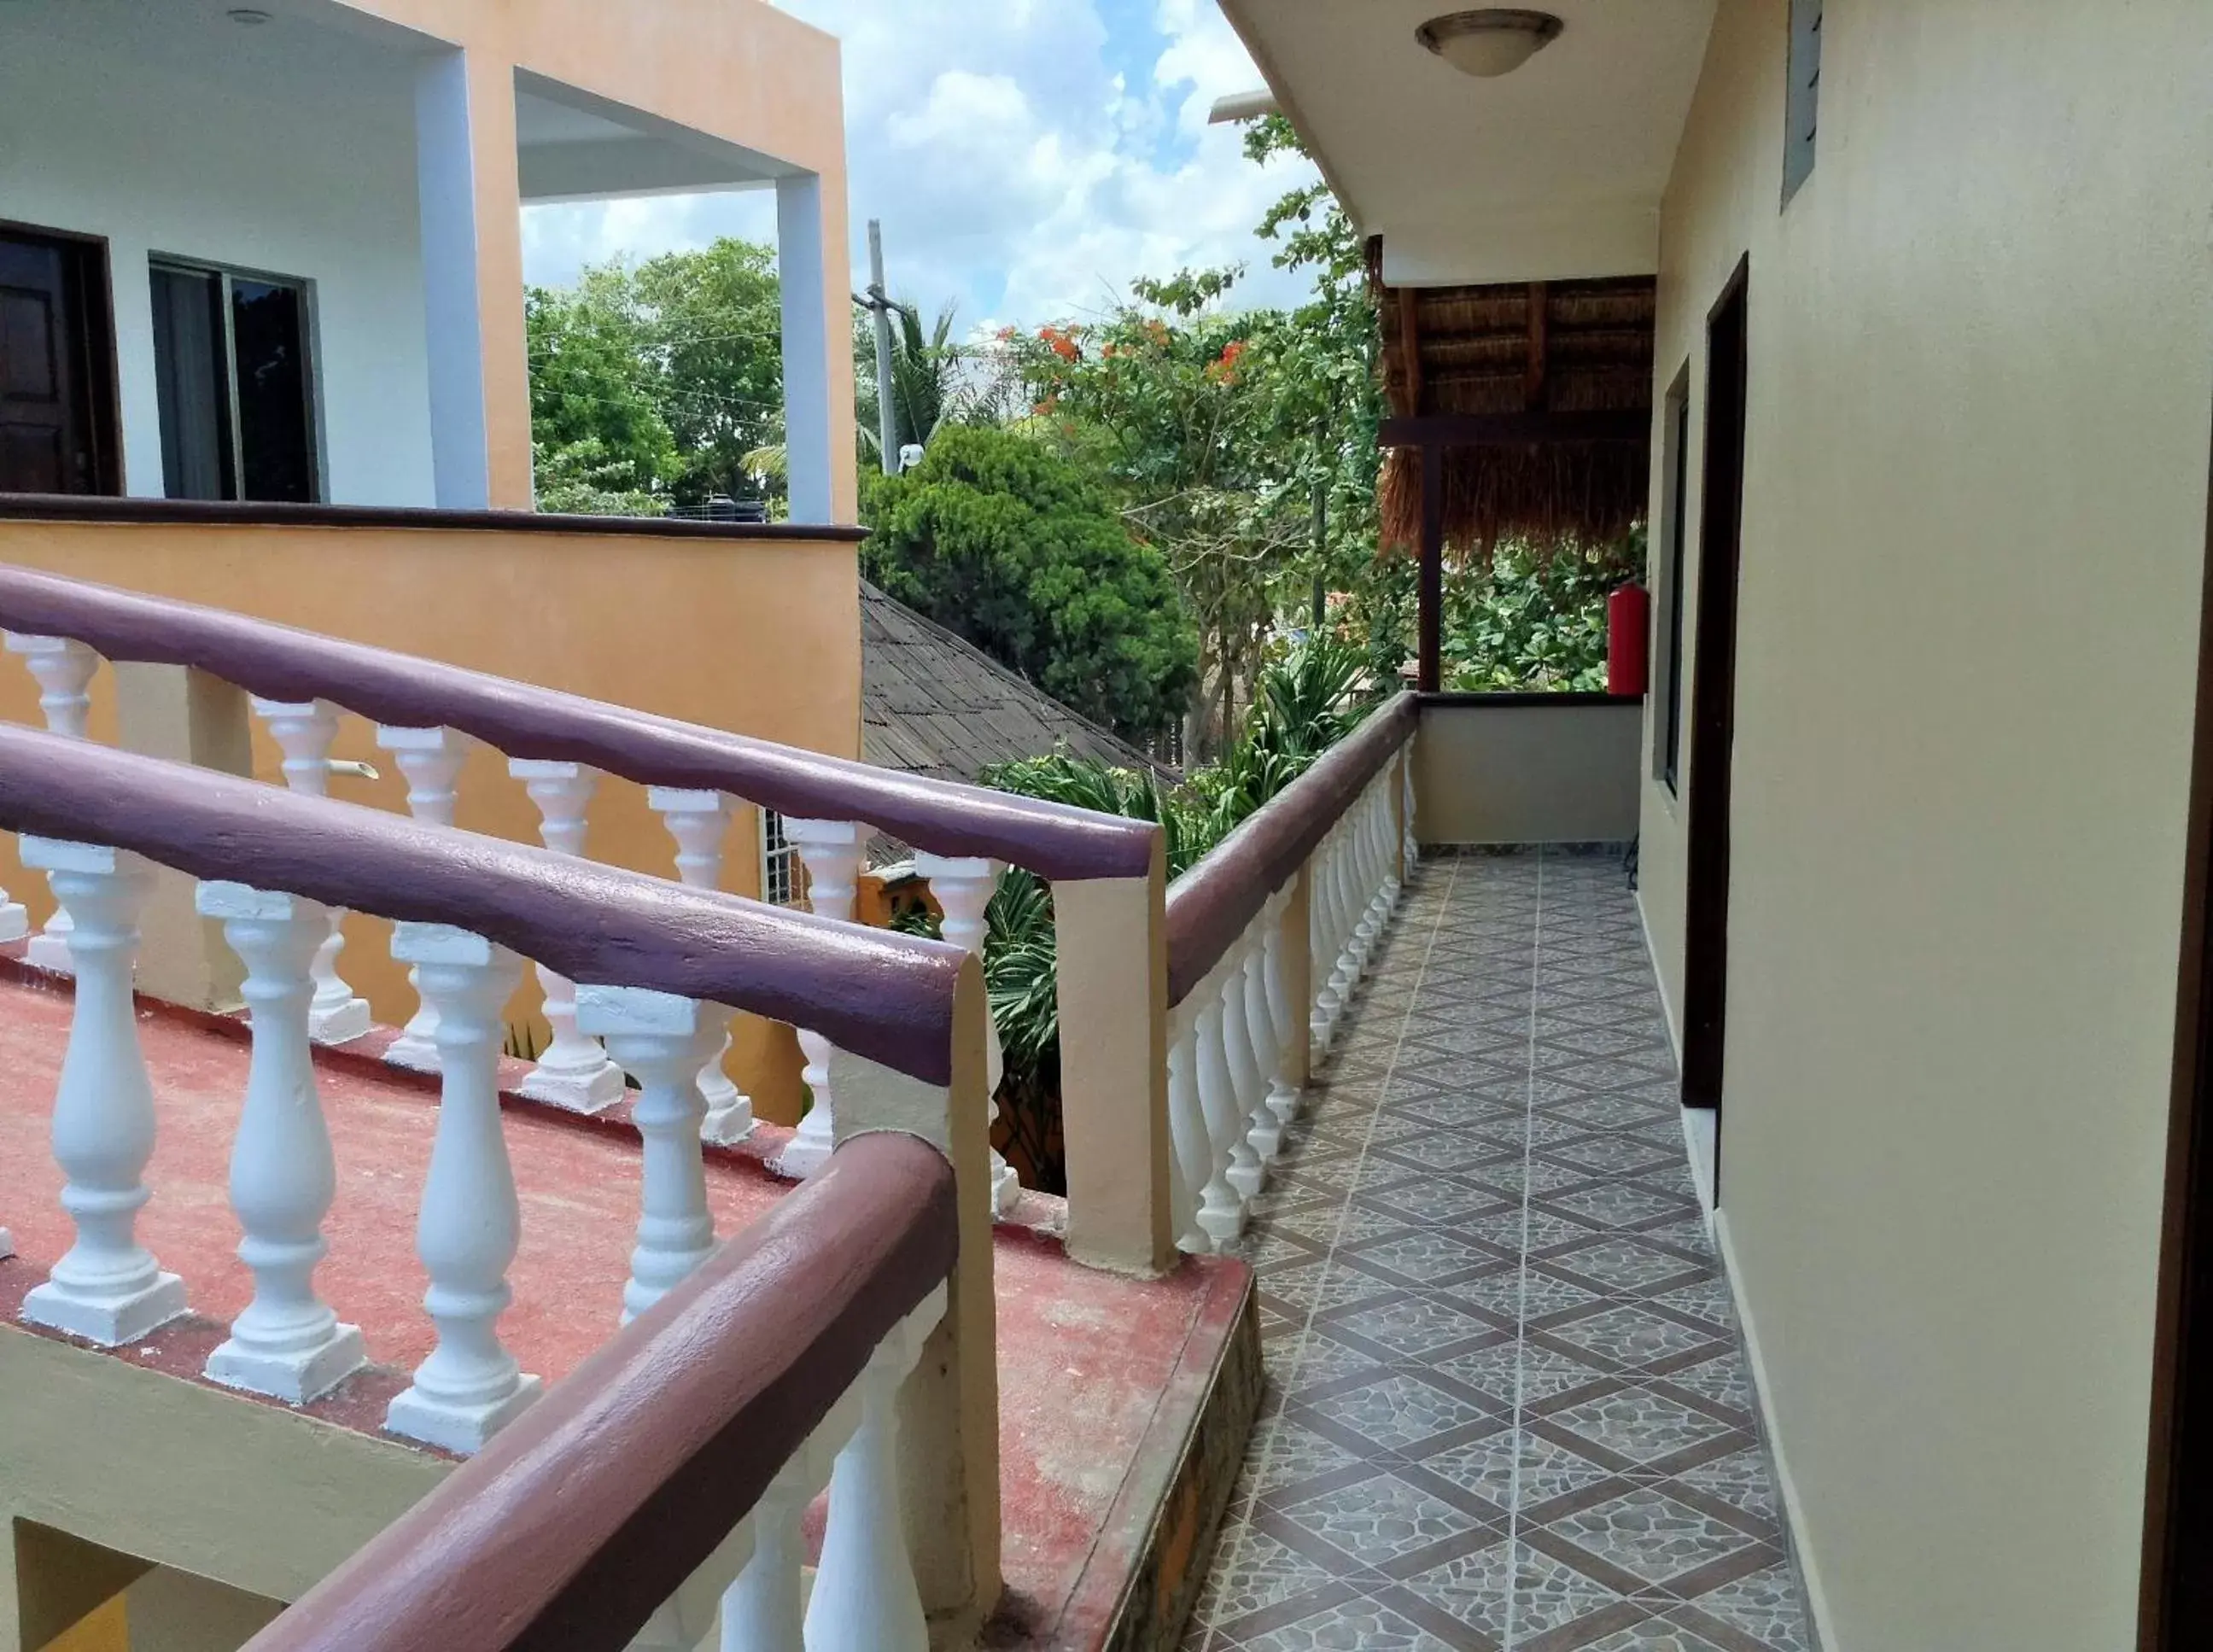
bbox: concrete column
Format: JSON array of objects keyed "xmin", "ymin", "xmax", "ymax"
[
  {"xmin": 829, "ymin": 959, "xmax": 1001, "ymax": 1644},
  {"xmin": 113, "ymin": 664, "xmax": 252, "ymax": 1011},
  {"xmin": 777, "ymin": 172, "xmax": 857, "ymax": 525},
  {"xmin": 1053, "ymin": 838, "xmax": 1175, "ymax": 1276},
  {"xmin": 415, "ymin": 49, "xmax": 533, "ymax": 511}
]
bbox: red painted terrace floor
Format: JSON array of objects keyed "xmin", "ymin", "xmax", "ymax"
[{"xmin": 0, "ymin": 968, "xmax": 1247, "ymax": 1649}]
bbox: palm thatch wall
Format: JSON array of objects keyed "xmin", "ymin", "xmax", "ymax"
[{"xmin": 1376, "ymin": 272, "xmax": 1655, "ymax": 559}]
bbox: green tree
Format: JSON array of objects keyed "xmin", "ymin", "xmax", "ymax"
[
  {"xmin": 862, "ymin": 425, "xmax": 1199, "ymax": 741},
  {"xmin": 525, "ymin": 272, "xmax": 674, "ymax": 504},
  {"xmin": 631, "ymin": 239, "xmax": 785, "ymax": 503}
]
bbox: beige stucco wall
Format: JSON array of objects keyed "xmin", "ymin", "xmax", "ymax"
[
  {"xmin": 1637, "ymin": 2, "xmax": 2213, "ymax": 1645},
  {"xmin": 333, "ymin": 0, "xmax": 859, "ymax": 520},
  {"xmin": 0, "ymin": 517, "xmax": 860, "ymax": 1118},
  {"xmin": 0, "ymin": 1326, "xmax": 446, "ymax": 1652},
  {"xmin": 1414, "ymin": 702, "xmax": 1642, "ymax": 845}
]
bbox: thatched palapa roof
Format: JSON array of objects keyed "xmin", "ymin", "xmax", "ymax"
[{"xmin": 1375, "ymin": 269, "xmax": 1655, "ymax": 559}]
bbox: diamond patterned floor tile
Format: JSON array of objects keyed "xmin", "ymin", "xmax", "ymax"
[{"xmin": 1192, "ymin": 850, "xmax": 1810, "ymax": 1652}]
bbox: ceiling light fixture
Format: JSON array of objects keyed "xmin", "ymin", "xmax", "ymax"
[
  {"xmin": 1416, "ymin": 9, "xmax": 1563, "ymax": 79},
  {"xmin": 226, "ymin": 7, "xmax": 272, "ymax": 24}
]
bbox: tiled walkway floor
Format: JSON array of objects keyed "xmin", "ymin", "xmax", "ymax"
[{"xmin": 1188, "ymin": 849, "xmax": 1813, "ymax": 1652}]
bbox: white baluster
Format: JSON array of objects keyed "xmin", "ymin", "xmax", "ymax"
[
  {"xmin": 18, "ymin": 839, "xmax": 187, "ymax": 1345},
  {"xmin": 1314, "ymin": 826, "xmax": 1352, "ymax": 1051},
  {"xmin": 1221, "ymin": 938, "xmax": 1268, "ymax": 1205},
  {"xmin": 1381, "ymin": 767, "xmax": 1405, "ymax": 907},
  {"xmin": 197, "ymin": 882, "xmax": 366, "ymax": 1401},
  {"xmin": 720, "ymin": 1474, "xmax": 808, "ymax": 1650},
  {"xmin": 647, "ymin": 789, "xmax": 754, "ymax": 1146},
  {"xmin": 772, "ymin": 818, "xmax": 863, "ymax": 1181},
  {"xmin": 9, "ymin": 635, "xmax": 98, "ymax": 972},
  {"xmin": 1402, "ymin": 750, "xmax": 1420, "ymax": 873},
  {"xmin": 1192, "ymin": 981, "xmax": 1245, "ymax": 1249},
  {"xmin": 251, "ymin": 699, "xmax": 371, "ymax": 1043},
  {"xmin": 804, "ymin": 1304, "xmax": 940, "ymax": 1652},
  {"xmin": 509, "ymin": 761, "xmax": 627, "ymax": 1114},
  {"xmin": 575, "ymin": 985, "xmax": 719, "ymax": 1324},
  {"xmin": 384, "ymin": 925, "xmax": 540, "ymax": 1453},
  {"xmin": 1241, "ymin": 906, "xmax": 1288, "ymax": 1163},
  {"xmin": 1261, "ymin": 889, "xmax": 1302, "ymax": 1134},
  {"xmin": 1166, "ymin": 1002, "xmax": 1211, "ymax": 1254},
  {"xmin": 914, "ymin": 852, "xmax": 1020, "ymax": 1218},
  {"xmin": 377, "ymin": 727, "xmax": 470, "ymax": 1073}
]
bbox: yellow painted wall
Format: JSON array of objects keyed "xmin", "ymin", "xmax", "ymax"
[
  {"xmin": 0, "ymin": 517, "xmax": 859, "ymax": 1119},
  {"xmin": 1636, "ymin": 2, "xmax": 2213, "ymax": 1645},
  {"xmin": 330, "ymin": 0, "xmax": 858, "ymax": 520}
]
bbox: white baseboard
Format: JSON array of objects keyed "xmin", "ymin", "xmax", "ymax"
[
  {"xmin": 1635, "ymin": 886, "xmax": 1684, "ymax": 1069},
  {"xmin": 1714, "ymin": 1210, "xmax": 1839, "ymax": 1652}
]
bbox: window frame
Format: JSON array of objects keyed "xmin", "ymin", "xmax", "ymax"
[
  {"xmin": 758, "ymin": 807, "xmax": 803, "ymax": 908},
  {"xmin": 147, "ymin": 254, "xmax": 324, "ymax": 504}
]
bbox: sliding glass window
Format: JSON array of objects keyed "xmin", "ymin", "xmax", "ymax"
[{"xmin": 149, "ymin": 260, "xmax": 319, "ymax": 503}]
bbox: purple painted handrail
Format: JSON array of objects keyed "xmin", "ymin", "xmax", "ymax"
[
  {"xmin": 0, "ymin": 563, "xmax": 1158, "ymax": 882},
  {"xmin": 1163, "ymin": 694, "xmax": 1419, "ymax": 1006},
  {"xmin": 0, "ymin": 727, "xmax": 970, "ymax": 1084},
  {"xmin": 241, "ymin": 1135, "xmax": 957, "ymax": 1652}
]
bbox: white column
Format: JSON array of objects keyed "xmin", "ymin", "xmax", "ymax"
[
  {"xmin": 1311, "ymin": 824, "xmax": 1346, "ymax": 1050},
  {"xmin": 647, "ymin": 789, "xmax": 754, "ymax": 1146},
  {"xmin": 804, "ymin": 1332, "xmax": 930, "ymax": 1650},
  {"xmin": 251, "ymin": 699, "xmax": 372, "ymax": 1044},
  {"xmin": 1166, "ymin": 1002, "xmax": 1211, "ymax": 1254},
  {"xmin": 197, "ymin": 882, "xmax": 366, "ymax": 1402},
  {"xmin": 1260, "ymin": 888, "xmax": 1302, "ymax": 1135},
  {"xmin": 913, "ymin": 853, "xmax": 1019, "ymax": 1218},
  {"xmin": 575, "ymin": 985, "xmax": 719, "ymax": 1325},
  {"xmin": 1402, "ymin": 750, "xmax": 1419, "ymax": 870},
  {"xmin": 1220, "ymin": 940, "xmax": 1267, "ymax": 1205},
  {"xmin": 18, "ymin": 839, "xmax": 187, "ymax": 1345},
  {"xmin": 8, "ymin": 634, "xmax": 98, "ymax": 971},
  {"xmin": 509, "ymin": 760, "xmax": 626, "ymax": 1114},
  {"xmin": 415, "ymin": 47, "xmax": 491, "ymax": 509},
  {"xmin": 1241, "ymin": 918, "xmax": 1285, "ymax": 1165},
  {"xmin": 377, "ymin": 726, "xmax": 470, "ymax": 1072},
  {"xmin": 384, "ymin": 924, "xmax": 540, "ymax": 1453},
  {"xmin": 719, "ymin": 1473, "xmax": 808, "ymax": 1650},
  {"xmin": 776, "ymin": 172, "xmax": 833, "ymax": 526},
  {"xmin": 1192, "ymin": 984, "xmax": 1244, "ymax": 1250},
  {"xmin": 771, "ymin": 818, "xmax": 863, "ymax": 1181}
]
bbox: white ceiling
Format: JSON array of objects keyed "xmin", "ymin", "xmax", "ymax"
[
  {"xmin": 1217, "ymin": 0, "xmax": 1717, "ymax": 287},
  {"xmin": 513, "ymin": 71, "xmax": 791, "ymax": 204}
]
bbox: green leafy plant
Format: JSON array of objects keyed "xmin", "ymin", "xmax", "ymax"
[{"xmin": 1445, "ymin": 530, "xmax": 1644, "ymax": 692}]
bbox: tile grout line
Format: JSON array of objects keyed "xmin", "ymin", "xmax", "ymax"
[
  {"xmin": 1192, "ymin": 852, "xmax": 1463, "ymax": 1652},
  {"xmin": 1499, "ymin": 846, "xmax": 1546, "ymax": 1652}
]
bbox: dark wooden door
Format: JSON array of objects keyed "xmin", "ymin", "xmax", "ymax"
[
  {"xmin": 2144, "ymin": 392, "xmax": 2213, "ymax": 1649},
  {"xmin": 1680, "ymin": 259, "xmax": 1749, "ymax": 1127},
  {"xmin": 0, "ymin": 227, "xmax": 118, "ymax": 495}
]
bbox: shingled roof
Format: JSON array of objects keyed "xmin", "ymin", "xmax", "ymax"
[{"xmin": 861, "ymin": 581, "xmax": 1170, "ymax": 786}]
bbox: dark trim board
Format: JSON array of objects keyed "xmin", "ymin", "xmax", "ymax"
[
  {"xmin": 2143, "ymin": 374, "xmax": 2213, "ymax": 1650},
  {"xmin": 1679, "ymin": 256, "xmax": 1749, "ymax": 1144},
  {"xmin": 0, "ymin": 493, "xmax": 869, "ymax": 543}
]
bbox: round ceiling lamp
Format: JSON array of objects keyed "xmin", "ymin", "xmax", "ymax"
[
  {"xmin": 226, "ymin": 7, "xmax": 273, "ymax": 23},
  {"xmin": 1416, "ymin": 9, "xmax": 1564, "ymax": 79}
]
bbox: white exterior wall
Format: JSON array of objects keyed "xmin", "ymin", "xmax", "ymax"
[{"xmin": 0, "ymin": 27, "xmax": 435, "ymax": 506}]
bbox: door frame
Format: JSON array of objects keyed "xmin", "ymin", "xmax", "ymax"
[
  {"xmin": 2141, "ymin": 389, "xmax": 2213, "ymax": 1649},
  {"xmin": 1679, "ymin": 255, "xmax": 1750, "ymax": 1135},
  {"xmin": 0, "ymin": 217, "xmax": 124, "ymax": 496}
]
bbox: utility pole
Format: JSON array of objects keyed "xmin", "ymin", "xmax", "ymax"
[{"xmin": 866, "ymin": 219, "xmax": 898, "ymax": 476}]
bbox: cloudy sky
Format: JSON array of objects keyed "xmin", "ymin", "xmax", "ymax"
[{"xmin": 519, "ymin": 0, "xmax": 1322, "ymax": 330}]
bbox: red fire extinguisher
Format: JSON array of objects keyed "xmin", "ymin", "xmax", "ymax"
[{"xmin": 1607, "ymin": 584, "xmax": 1650, "ymax": 698}]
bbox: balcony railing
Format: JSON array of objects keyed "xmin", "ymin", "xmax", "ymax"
[
  {"xmin": 0, "ymin": 564, "xmax": 1618, "ymax": 1645},
  {"xmin": 0, "ymin": 726, "xmax": 1000, "ymax": 1644}
]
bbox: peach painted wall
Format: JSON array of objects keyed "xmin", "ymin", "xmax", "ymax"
[
  {"xmin": 332, "ymin": 0, "xmax": 859, "ymax": 520},
  {"xmin": 0, "ymin": 517, "xmax": 864, "ymax": 1119}
]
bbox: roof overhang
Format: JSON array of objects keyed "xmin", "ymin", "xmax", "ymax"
[
  {"xmin": 515, "ymin": 71, "xmax": 793, "ymax": 205},
  {"xmin": 1217, "ymin": 0, "xmax": 1716, "ymax": 286}
]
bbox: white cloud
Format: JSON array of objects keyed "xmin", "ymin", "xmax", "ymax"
[{"xmin": 520, "ymin": 0, "xmax": 1322, "ymax": 328}]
